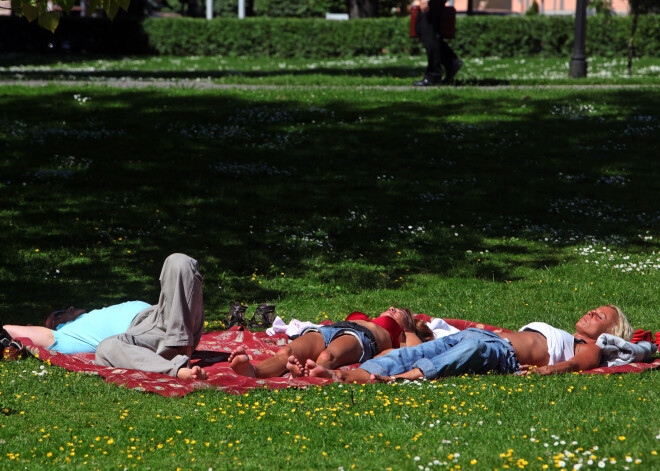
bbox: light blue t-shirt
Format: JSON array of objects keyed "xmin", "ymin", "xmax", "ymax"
[{"xmin": 50, "ymin": 301, "xmax": 150, "ymax": 354}]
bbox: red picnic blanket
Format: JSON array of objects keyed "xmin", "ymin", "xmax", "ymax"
[{"xmin": 19, "ymin": 318, "xmax": 660, "ymax": 397}]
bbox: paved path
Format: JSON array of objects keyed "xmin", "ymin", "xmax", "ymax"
[{"xmin": 5, "ymin": 79, "xmax": 660, "ymax": 91}]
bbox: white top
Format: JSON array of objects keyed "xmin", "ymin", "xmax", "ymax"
[{"xmin": 519, "ymin": 322, "xmax": 579, "ymax": 365}]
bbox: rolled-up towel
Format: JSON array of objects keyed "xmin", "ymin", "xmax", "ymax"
[{"xmin": 596, "ymin": 333, "xmax": 658, "ymax": 367}]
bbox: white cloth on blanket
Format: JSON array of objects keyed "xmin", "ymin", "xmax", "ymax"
[
  {"xmin": 267, "ymin": 316, "xmax": 460, "ymax": 339},
  {"xmin": 428, "ymin": 318, "xmax": 461, "ymax": 338},
  {"xmin": 266, "ymin": 316, "xmax": 321, "ymax": 337},
  {"xmin": 596, "ymin": 333, "xmax": 657, "ymax": 367}
]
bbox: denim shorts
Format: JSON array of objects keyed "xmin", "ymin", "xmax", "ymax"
[{"xmin": 300, "ymin": 321, "xmax": 377, "ymax": 362}]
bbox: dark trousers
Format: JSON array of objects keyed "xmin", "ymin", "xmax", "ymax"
[{"xmin": 415, "ymin": 3, "xmax": 458, "ymax": 80}]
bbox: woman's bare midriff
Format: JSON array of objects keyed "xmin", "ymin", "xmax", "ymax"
[
  {"xmin": 497, "ymin": 331, "xmax": 551, "ymax": 367},
  {"xmin": 350, "ymin": 320, "xmax": 393, "ymax": 351}
]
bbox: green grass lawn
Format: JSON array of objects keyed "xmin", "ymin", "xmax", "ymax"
[
  {"xmin": 2, "ymin": 54, "xmax": 660, "ymax": 86},
  {"xmin": 0, "ymin": 58, "xmax": 659, "ymax": 469}
]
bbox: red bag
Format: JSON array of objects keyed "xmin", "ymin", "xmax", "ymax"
[
  {"xmin": 410, "ymin": 5, "xmax": 456, "ymax": 39},
  {"xmin": 410, "ymin": 5, "xmax": 419, "ymax": 38}
]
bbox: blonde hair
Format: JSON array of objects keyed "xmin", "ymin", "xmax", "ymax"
[{"xmin": 606, "ymin": 304, "xmax": 633, "ymax": 341}]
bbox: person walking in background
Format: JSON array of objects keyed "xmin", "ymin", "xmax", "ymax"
[{"xmin": 412, "ymin": 0, "xmax": 463, "ymax": 86}]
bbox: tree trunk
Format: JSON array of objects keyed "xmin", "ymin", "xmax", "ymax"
[{"xmin": 347, "ymin": 0, "xmax": 378, "ymax": 18}]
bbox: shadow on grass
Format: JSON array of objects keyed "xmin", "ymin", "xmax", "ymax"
[
  {"xmin": 0, "ymin": 68, "xmax": 512, "ymax": 86},
  {"xmin": 1, "ymin": 86, "xmax": 658, "ymax": 321}
]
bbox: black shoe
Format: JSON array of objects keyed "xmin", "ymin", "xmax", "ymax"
[
  {"xmin": 413, "ymin": 76, "xmax": 443, "ymax": 87},
  {"xmin": 249, "ymin": 303, "xmax": 276, "ymax": 329},
  {"xmin": 2, "ymin": 339, "xmax": 26, "ymax": 361},
  {"xmin": 444, "ymin": 59, "xmax": 463, "ymax": 83},
  {"xmin": 225, "ymin": 302, "xmax": 248, "ymax": 328}
]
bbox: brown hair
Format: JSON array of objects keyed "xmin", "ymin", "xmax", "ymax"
[{"xmin": 401, "ymin": 308, "xmax": 435, "ymax": 343}]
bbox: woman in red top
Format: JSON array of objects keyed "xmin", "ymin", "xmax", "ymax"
[{"xmin": 229, "ymin": 306, "xmax": 434, "ymax": 378}]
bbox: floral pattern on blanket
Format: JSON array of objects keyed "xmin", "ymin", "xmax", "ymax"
[{"xmin": 21, "ymin": 330, "xmax": 336, "ymax": 397}]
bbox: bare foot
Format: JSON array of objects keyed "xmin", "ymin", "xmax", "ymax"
[
  {"xmin": 306, "ymin": 359, "xmax": 342, "ymax": 380},
  {"xmin": 177, "ymin": 365, "xmax": 208, "ymax": 380},
  {"xmin": 286, "ymin": 355, "xmax": 306, "ymax": 378},
  {"xmin": 229, "ymin": 346, "xmax": 256, "ymax": 377}
]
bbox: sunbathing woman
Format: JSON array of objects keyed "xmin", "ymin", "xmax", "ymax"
[{"xmin": 229, "ymin": 306, "xmax": 435, "ymax": 378}]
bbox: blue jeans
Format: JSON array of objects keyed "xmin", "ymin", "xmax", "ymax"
[{"xmin": 359, "ymin": 328, "xmax": 519, "ymax": 379}]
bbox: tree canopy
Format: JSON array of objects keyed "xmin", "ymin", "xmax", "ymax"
[{"xmin": 9, "ymin": 0, "xmax": 130, "ymax": 32}]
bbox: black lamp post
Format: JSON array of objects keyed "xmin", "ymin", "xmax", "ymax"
[{"xmin": 569, "ymin": 0, "xmax": 588, "ymax": 78}]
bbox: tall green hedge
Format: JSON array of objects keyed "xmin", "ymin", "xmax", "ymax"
[
  {"xmin": 141, "ymin": 15, "xmax": 660, "ymax": 58},
  {"xmin": 1, "ymin": 14, "xmax": 659, "ymax": 57}
]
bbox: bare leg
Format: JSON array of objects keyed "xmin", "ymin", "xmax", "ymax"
[
  {"xmin": 4, "ymin": 325, "xmax": 55, "ymax": 348},
  {"xmin": 229, "ymin": 346, "xmax": 257, "ymax": 377},
  {"xmin": 315, "ymin": 334, "xmax": 363, "ymax": 369},
  {"xmin": 177, "ymin": 365, "xmax": 208, "ymax": 380},
  {"xmin": 286, "ymin": 355, "xmax": 306, "ymax": 377},
  {"xmin": 250, "ymin": 332, "xmax": 325, "ymax": 378}
]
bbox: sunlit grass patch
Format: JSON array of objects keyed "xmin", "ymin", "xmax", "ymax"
[{"xmin": 1, "ymin": 360, "xmax": 658, "ymax": 469}]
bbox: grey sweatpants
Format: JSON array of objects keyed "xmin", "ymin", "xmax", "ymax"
[{"xmin": 95, "ymin": 253, "xmax": 204, "ymax": 377}]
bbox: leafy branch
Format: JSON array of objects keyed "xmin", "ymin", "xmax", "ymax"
[{"xmin": 10, "ymin": 0, "xmax": 131, "ymax": 32}]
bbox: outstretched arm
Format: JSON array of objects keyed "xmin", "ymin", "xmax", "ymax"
[
  {"xmin": 527, "ymin": 343, "xmax": 601, "ymax": 375},
  {"xmin": 3, "ymin": 325, "xmax": 55, "ymax": 348},
  {"xmin": 371, "ymin": 367, "xmax": 424, "ymax": 383}
]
